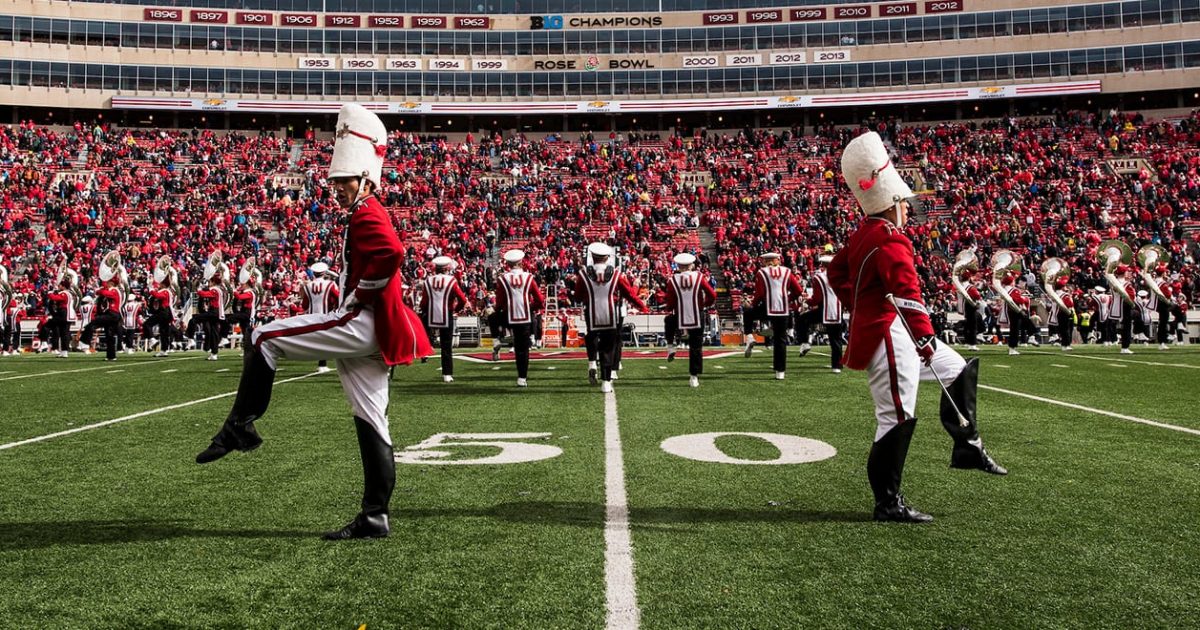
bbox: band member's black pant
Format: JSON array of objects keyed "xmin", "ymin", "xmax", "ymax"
[
  {"xmin": 664, "ymin": 314, "xmax": 704, "ymax": 376},
  {"xmin": 963, "ymin": 305, "xmax": 979, "ymax": 345},
  {"xmin": 584, "ymin": 329, "xmax": 597, "ymax": 362},
  {"xmin": 123, "ymin": 328, "xmax": 138, "ymax": 349},
  {"xmin": 192, "ymin": 311, "xmax": 223, "ymax": 355},
  {"xmin": 744, "ymin": 306, "xmax": 790, "ymax": 372},
  {"xmin": 1119, "ymin": 303, "xmax": 1133, "ymax": 349},
  {"xmin": 1006, "ymin": 307, "xmax": 1037, "ymax": 349},
  {"xmin": 594, "ymin": 328, "xmax": 620, "ymax": 381},
  {"xmin": 509, "ymin": 323, "xmax": 532, "ymax": 378},
  {"xmin": 45, "ymin": 315, "xmax": 70, "ymax": 351},
  {"xmin": 793, "ymin": 309, "xmax": 818, "ymax": 346},
  {"xmin": 826, "ymin": 322, "xmax": 845, "ymax": 369},
  {"xmin": 226, "ymin": 312, "xmax": 255, "ymax": 349},
  {"xmin": 1156, "ymin": 304, "xmax": 1172, "ymax": 344},
  {"xmin": 487, "ymin": 312, "xmax": 508, "ymax": 341},
  {"xmin": 141, "ymin": 311, "xmax": 174, "ymax": 352},
  {"xmin": 433, "ymin": 326, "xmax": 454, "ymax": 376},
  {"xmin": 82, "ymin": 311, "xmax": 122, "ymax": 359},
  {"xmin": 1056, "ymin": 318, "xmax": 1074, "ymax": 347},
  {"xmin": 1172, "ymin": 306, "xmax": 1187, "ymax": 342},
  {"xmin": 1, "ymin": 324, "xmax": 14, "ymax": 351}
]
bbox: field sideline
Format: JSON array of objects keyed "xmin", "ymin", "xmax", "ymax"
[{"xmin": 0, "ymin": 345, "xmax": 1198, "ymax": 628}]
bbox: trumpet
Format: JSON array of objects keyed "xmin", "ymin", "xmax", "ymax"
[
  {"xmin": 989, "ymin": 249, "xmax": 1026, "ymax": 315},
  {"xmin": 1040, "ymin": 257, "xmax": 1073, "ymax": 316},
  {"xmin": 1097, "ymin": 239, "xmax": 1135, "ymax": 306},
  {"xmin": 1136, "ymin": 244, "xmax": 1170, "ymax": 303},
  {"xmin": 951, "ymin": 248, "xmax": 979, "ymax": 308}
]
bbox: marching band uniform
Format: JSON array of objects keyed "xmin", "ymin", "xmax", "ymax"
[
  {"xmin": 827, "ymin": 132, "xmax": 1005, "ymax": 523},
  {"xmin": 1173, "ymin": 290, "xmax": 1189, "ymax": 344},
  {"xmin": 956, "ymin": 273, "xmax": 983, "ymax": 350},
  {"xmin": 571, "ymin": 242, "xmax": 646, "ymax": 393},
  {"xmin": 807, "ymin": 256, "xmax": 846, "ymax": 373},
  {"xmin": 82, "ymin": 280, "xmax": 127, "ymax": 360},
  {"xmin": 743, "ymin": 252, "xmax": 805, "ymax": 380},
  {"xmin": 2, "ymin": 295, "xmax": 23, "ymax": 355},
  {"xmin": 1110, "ymin": 264, "xmax": 1136, "ymax": 353},
  {"xmin": 78, "ymin": 296, "xmax": 97, "ymax": 353},
  {"xmin": 1146, "ymin": 265, "xmax": 1174, "ymax": 349},
  {"xmin": 999, "ymin": 276, "xmax": 1035, "ymax": 355},
  {"xmin": 664, "ymin": 252, "xmax": 716, "ymax": 388},
  {"xmin": 229, "ymin": 284, "xmax": 260, "ymax": 354},
  {"xmin": 195, "ymin": 278, "xmax": 228, "ymax": 360},
  {"xmin": 1091, "ymin": 287, "xmax": 1112, "ymax": 345},
  {"xmin": 302, "ymin": 262, "xmax": 340, "ymax": 372},
  {"xmin": 45, "ymin": 272, "xmax": 79, "ymax": 357},
  {"xmin": 420, "ymin": 256, "xmax": 468, "ymax": 383},
  {"xmin": 495, "ymin": 249, "xmax": 545, "ymax": 387},
  {"xmin": 197, "ymin": 103, "xmax": 432, "ymax": 541},
  {"xmin": 121, "ymin": 295, "xmax": 143, "ymax": 353},
  {"xmin": 1047, "ymin": 278, "xmax": 1074, "ymax": 350},
  {"xmin": 143, "ymin": 278, "xmax": 178, "ymax": 356}
]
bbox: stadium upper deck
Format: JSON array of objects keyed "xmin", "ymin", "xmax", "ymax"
[{"xmin": 1, "ymin": 0, "xmax": 1198, "ymax": 117}]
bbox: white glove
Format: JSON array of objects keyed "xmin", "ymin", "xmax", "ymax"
[{"xmin": 343, "ymin": 293, "xmax": 362, "ymax": 310}]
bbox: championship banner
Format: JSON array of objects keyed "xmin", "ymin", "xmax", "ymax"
[{"xmin": 110, "ymin": 80, "xmax": 1103, "ymax": 115}]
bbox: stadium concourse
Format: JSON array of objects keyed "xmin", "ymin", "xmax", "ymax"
[{"xmin": 1, "ymin": 109, "xmax": 1198, "ymax": 351}]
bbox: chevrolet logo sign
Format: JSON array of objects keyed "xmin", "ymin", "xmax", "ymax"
[
  {"xmin": 204, "ymin": 98, "xmax": 226, "ymax": 106},
  {"xmin": 399, "ymin": 102, "xmax": 421, "ymax": 109},
  {"xmin": 588, "ymin": 101, "xmax": 609, "ymax": 108},
  {"xmin": 779, "ymin": 96, "xmax": 800, "ymax": 103},
  {"xmin": 980, "ymin": 87, "xmax": 1003, "ymax": 94}
]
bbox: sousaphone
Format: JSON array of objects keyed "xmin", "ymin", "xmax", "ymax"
[
  {"xmin": 1097, "ymin": 239, "xmax": 1135, "ymax": 306},
  {"xmin": 1039, "ymin": 257, "xmax": 1073, "ymax": 315},
  {"xmin": 1136, "ymin": 244, "xmax": 1170, "ymax": 303},
  {"xmin": 989, "ymin": 249, "xmax": 1025, "ymax": 314},
  {"xmin": 951, "ymin": 248, "xmax": 979, "ymax": 307},
  {"xmin": 153, "ymin": 255, "xmax": 176, "ymax": 286}
]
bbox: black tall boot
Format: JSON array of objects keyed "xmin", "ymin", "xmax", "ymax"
[
  {"xmin": 940, "ymin": 358, "xmax": 1007, "ymax": 475},
  {"xmin": 195, "ymin": 348, "xmax": 276, "ymax": 464},
  {"xmin": 868, "ymin": 419, "xmax": 933, "ymax": 523},
  {"xmin": 324, "ymin": 417, "xmax": 395, "ymax": 541}
]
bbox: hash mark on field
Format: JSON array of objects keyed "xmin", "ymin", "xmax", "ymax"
[
  {"xmin": 980, "ymin": 385, "xmax": 1200, "ymax": 437},
  {"xmin": 161, "ymin": 369, "xmax": 177, "ymax": 373},
  {"xmin": 0, "ymin": 371, "xmax": 13, "ymax": 375},
  {"xmin": 1107, "ymin": 363, "xmax": 1128, "ymax": 368},
  {"xmin": 1051, "ymin": 364, "xmax": 1070, "ymax": 368},
  {"xmin": 106, "ymin": 370, "xmax": 124, "ymax": 374},
  {"xmin": 993, "ymin": 364, "xmax": 1011, "ymax": 368},
  {"xmin": 0, "ymin": 371, "xmax": 323, "ymax": 451},
  {"xmin": 0, "ymin": 356, "xmax": 193, "ymax": 381},
  {"xmin": 604, "ymin": 389, "xmax": 640, "ymax": 629},
  {"xmin": 215, "ymin": 368, "xmax": 230, "ymax": 373}
]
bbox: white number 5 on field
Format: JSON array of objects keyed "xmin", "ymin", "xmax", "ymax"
[{"xmin": 394, "ymin": 433, "xmax": 563, "ymax": 465}]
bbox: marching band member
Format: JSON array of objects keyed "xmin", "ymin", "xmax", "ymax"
[
  {"xmin": 1108, "ymin": 263, "xmax": 1137, "ymax": 354},
  {"xmin": 1146, "ymin": 263, "xmax": 1174, "ymax": 350},
  {"xmin": 997, "ymin": 274, "xmax": 1034, "ymax": 356},
  {"xmin": 121, "ymin": 295, "xmax": 143, "ymax": 354},
  {"xmin": 1091, "ymin": 286, "xmax": 1112, "ymax": 345},
  {"xmin": 495, "ymin": 249, "xmax": 545, "ymax": 388},
  {"xmin": 80, "ymin": 252, "xmax": 128, "ymax": 360},
  {"xmin": 743, "ymin": 252, "xmax": 805, "ymax": 380},
  {"xmin": 194, "ymin": 269, "xmax": 229, "ymax": 361},
  {"xmin": 1047, "ymin": 277, "xmax": 1075, "ymax": 351},
  {"xmin": 143, "ymin": 259, "xmax": 179, "ymax": 357},
  {"xmin": 664, "ymin": 252, "xmax": 716, "ymax": 388},
  {"xmin": 302, "ymin": 262, "xmax": 340, "ymax": 372},
  {"xmin": 806, "ymin": 255, "xmax": 846, "ymax": 373},
  {"xmin": 420, "ymin": 256, "xmax": 469, "ymax": 383},
  {"xmin": 78, "ymin": 295, "xmax": 97, "ymax": 354},
  {"xmin": 1173, "ymin": 288, "xmax": 1190, "ymax": 344},
  {"xmin": 828, "ymin": 132, "xmax": 1005, "ymax": 523},
  {"xmin": 951, "ymin": 256, "xmax": 982, "ymax": 351},
  {"xmin": 229, "ymin": 263, "xmax": 263, "ymax": 355},
  {"xmin": 571, "ymin": 243, "xmax": 646, "ymax": 393},
  {"xmin": 197, "ymin": 103, "xmax": 432, "ymax": 541},
  {"xmin": 2, "ymin": 293, "xmax": 24, "ymax": 355},
  {"xmin": 45, "ymin": 269, "xmax": 80, "ymax": 358}
]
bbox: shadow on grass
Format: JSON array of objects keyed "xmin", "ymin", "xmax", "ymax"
[
  {"xmin": 0, "ymin": 519, "xmax": 312, "ymax": 550},
  {"xmin": 401, "ymin": 501, "xmax": 869, "ymax": 527}
]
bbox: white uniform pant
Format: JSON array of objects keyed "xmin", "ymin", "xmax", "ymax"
[
  {"xmin": 867, "ymin": 317, "xmax": 966, "ymax": 442},
  {"xmin": 251, "ymin": 307, "xmax": 392, "ymax": 445}
]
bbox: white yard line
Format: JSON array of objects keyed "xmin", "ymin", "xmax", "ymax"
[
  {"xmin": 0, "ymin": 371, "xmax": 321, "ymax": 451},
  {"xmin": 604, "ymin": 389, "xmax": 640, "ymax": 630},
  {"xmin": 1026, "ymin": 350, "xmax": 1200, "ymax": 370},
  {"xmin": 0, "ymin": 356, "xmax": 194, "ymax": 381},
  {"xmin": 980, "ymin": 385, "xmax": 1200, "ymax": 437}
]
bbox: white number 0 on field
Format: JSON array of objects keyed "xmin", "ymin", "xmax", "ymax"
[
  {"xmin": 394, "ymin": 433, "xmax": 563, "ymax": 465},
  {"xmin": 660, "ymin": 432, "xmax": 837, "ymax": 465}
]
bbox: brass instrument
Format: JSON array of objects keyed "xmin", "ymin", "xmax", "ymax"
[
  {"xmin": 1136, "ymin": 244, "xmax": 1170, "ymax": 303},
  {"xmin": 1039, "ymin": 257, "xmax": 1073, "ymax": 315},
  {"xmin": 238, "ymin": 257, "xmax": 265, "ymax": 301},
  {"xmin": 99, "ymin": 250, "xmax": 123, "ymax": 284},
  {"xmin": 951, "ymin": 248, "xmax": 979, "ymax": 308},
  {"xmin": 1097, "ymin": 239, "xmax": 1135, "ymax": 307},
  {"xmin": 989, "ymin": 249, "xmax": 1025, "ymax": 315},
  {"xmin": 153, "ymin": 255, "xmax": 176, "ymax": 287},
  {"xmin": 0, "ymin": 263, "xmax": 11, "ymax": 296}
]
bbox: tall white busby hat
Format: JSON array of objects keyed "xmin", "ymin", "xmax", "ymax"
[
  {"xmin": 587, "ymin": 242, "xmax": 614, "ymax": 259},
  {"xmin": 310, "ymin": 262, "xmax": 330, "ymax": 276},
  {"xmin": 673, "ymin": 252, "xmax": 696, "ymax": 266},
  {"xmin": 329, "ymin": 103, "xmax": 388, "ymax": 188},
  {"xmin": 503, "ymin": 250, "xmax": 525, "ymax": 264},
  {"xmin": 432, "ymin": 255, "xmax": 455, "ymax": 270},
  {"xmin": 841, "ymin": 131, "xmax": 914, "ymax": 216},
  {"xmin": 760, "ymin": 252, "xmax": 781, "ymax": 260}
]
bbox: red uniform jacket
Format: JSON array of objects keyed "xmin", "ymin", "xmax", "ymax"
[
  {"xmin": 151, "ymin": 288, "xmax": 176, "ymax": 321},
  {"xmin": 343, "ymin": 194, "xmax": 432, "ymax": 365},
  {"xmin": 97, "ymin": 286, "xmax": 125, "ymax": 314},
  {"xmin": 828, "ymin": 217, "xmax": 934, "ymax": 371}
]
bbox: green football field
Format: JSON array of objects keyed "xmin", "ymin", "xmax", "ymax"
[{"xmin": 1, "ymin": 344, "xmax": 1198, "ymax": 629}]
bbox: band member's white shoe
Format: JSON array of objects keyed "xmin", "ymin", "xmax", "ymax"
[
  {"xmin": 611, "ymin": 371, "xmax": 619, "ymax": 381},
  {"xmin": 689, "ymin": 376, "xmax": 699, "ymax": 388},
  {"xmin": 1120, "ymin": 348, "xmax": 1134, "ymax": 355},
  {"xmin": 154, "ymin": 351, "xmax": 168, "ymax": 358},
  {"xmin": 516, "ymin": 378, "xmax": 528, "ymax": 388},
  {"xmin": 967, "ymin": 345, "xmax": 979, "ymax": 352},
  {"xmin": 600, "ymin": 381, "xmax": 614, "ymax": 393},
  {"xmin": 775, "ymin": 371, "xmax": 785, "ymax": 380},
  {"xmin": 443, "ymin": 375, "xmax": 454, "ymax": 383},
  {"xmin": 1008, "ymin": 348, "xmax": 1020, "ymax": 356},
  {"xmin": 207, "ymin": 354, "xmax": 219, "ymax": 361},
  {"xmin": 799, "ymin": 343, "xmax": 812, "ymax": 357},
  {"xmin": 1062, "ymin": 346, "xmax": 1073, "ymax": 351},
  {"xmin": 316, "ymin": 366, "xmax": 332, "ymax": 373},
  {"xmin": 58, "ymin": 351, "xmax": 69, "ymax": 358},
  {"xmin": 1159, "ymin": 343, "xmax": 1169, "ymax": 350},
  {"xmin": 832, "ymin": 368, "xmax": 842, "ymax": 374},
  {"xmin": 743, "ymin": 339, "xmax": 755, "ymax": 358}
]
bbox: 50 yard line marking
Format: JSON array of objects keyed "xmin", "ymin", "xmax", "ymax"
[
  {"xmin": 604, "ymin": 389, "xmax": 641, "ymax": 630},
  {"xmin": 0, "ymin": 371, "xmax": 322, "ymax": 451}
]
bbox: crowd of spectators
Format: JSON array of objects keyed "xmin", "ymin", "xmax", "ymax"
[{"xmin": 2, "ymin": 109, "xmax": 1198, "ymax": 332}]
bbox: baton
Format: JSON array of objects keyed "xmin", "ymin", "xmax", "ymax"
[{"xmin": 886, "ymin": 293, "xmax": 969, "ymax": 428}]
